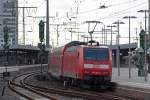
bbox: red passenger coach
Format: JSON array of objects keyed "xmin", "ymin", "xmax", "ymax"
[{"xmin": 48, "ymin": 41, "xmax": 112, "ymax": 86}]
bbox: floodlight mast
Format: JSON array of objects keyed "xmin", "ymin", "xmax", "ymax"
[
  {"xmin": 113, "ymin": 20, "xmax": 125, "ymax": 76},
  {"xmin": 123, "ymin": 16, "xmax": 137, "ymax": 79}
]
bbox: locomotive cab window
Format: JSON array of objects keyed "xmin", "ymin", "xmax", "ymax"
[{"xmin": 84, "ymin": 48, "xmax": 109, "ymax": 60}]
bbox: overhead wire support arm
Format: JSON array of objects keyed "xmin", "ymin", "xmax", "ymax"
[
  {"xmin": 50, "ymin": 24, "xmax": 66, "ymax": 46},
  {"xmin": 12, "ymin": 6, "xmax": 37, "ymax": 45}
]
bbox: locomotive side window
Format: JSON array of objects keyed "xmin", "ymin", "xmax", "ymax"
[
  {"xmin": 66, "ymin": 46, "xmax": 77, "ymax": 52},
  {"xmin": 84, "ymin": 48, "xmax": 109, "ymax": 60}
]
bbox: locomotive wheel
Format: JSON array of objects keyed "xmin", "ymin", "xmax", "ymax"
[
  {"xmin": 71, "ymin": 79, "xmax": 75, "ymax": 86},
  {"xmin": 63, "ymin": 79, "xmax": 72, "ymax": 87},
  {"xmin": 63, "ymin": 81, "xmax": 68, "ymax": 87},
  {"xmin": 71, "ymin": 79, "xmax": 78, "ymax": 86},
  {"xmin": 100, "ymin": 84, "xmax": 109, "ymax": 90},
  {"xmin": 107, "ymin": 82, "xmax": 117, "ymax": 91}
]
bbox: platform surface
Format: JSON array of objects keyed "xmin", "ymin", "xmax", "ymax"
[
  {"xmin": 112, "ymin": 66, "xmax": 150, "ymax": 89},
  {"xmin": 0, "ymin": 64, "xmax": 47, "ymax": 73}
]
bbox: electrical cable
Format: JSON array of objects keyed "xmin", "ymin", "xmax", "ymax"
[
  {"xmin": 76, "ymin": 1, "xmax": 147, "ymax": 23},
  {"xmin": 107, "ymin": 0, "xmax": 144, "ymax": 8},
  {"xmin": 49, "ymin": 0, "xmax": 147, "ymax": 24},
  {"xmin": 37, "ymin": 0, "xmax": 46, "ymax": 9},
  {"xmin": 78, "ymin": 0, "xmax": 146, "ymax": 14},
  {"xmin": 96, "ymin": 1, "xmax": 147, "ymax": 20}
]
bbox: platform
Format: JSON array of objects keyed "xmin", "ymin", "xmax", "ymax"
[
  {"xmin": 112, "ymin": 67, "xmax": 150, "ymax": 89},
  {"xmin": 0, "ymin": 64, "xmax": 47, "ymax": 73}
]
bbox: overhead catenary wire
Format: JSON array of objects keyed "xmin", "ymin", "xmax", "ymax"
[
  {"xmin": 19, "ymin": 0, "xmax": 147, "ymax": 22},
  {"xmin": 45, "ymin": 0, "xmax": 147, "ymax": 25},
  {"xmin": 73, "ymin": 0, "xmax": 147, "ymax": 15},
  {"xmin": 34, "ymin": 0, "xmax": 147, "ymax": 31},
  {"xmin": 28, "ymin": 0, "xmax": 147, "ymax": 26},
  {"xmin": 20, "ymin": 0, "xmax": 149, "ymax": 46},
  {"xmin": 37, "ymin": 0, "xmax": 46, "ymax": 9},
  {"xmin": 96, "ymin": 2, "xmax": 147, "ymax": 20},
  {"xmin": 77, "ymin": 3, "xmax": 147, "ymax": 25},
  {"xmin": 75, "ymin": 1, "xmax": 146, "ymax": 24}
]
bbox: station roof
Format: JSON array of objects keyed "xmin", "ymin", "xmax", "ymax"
[
  {"xmin": 0, "ymin": 45, "xmax": 49, "ymax": 51},
  {"xmin": 0, "ymin": 43, "xmax": 137, "ymax": 51},
  {"xmin": 106, "ymin": 43, "xmax": 137, "ymax": 50}
]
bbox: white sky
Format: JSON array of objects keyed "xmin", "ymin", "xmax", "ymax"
[{"xmin": 18, "ymin": 0, "xmax": 148, "ymax": 47}]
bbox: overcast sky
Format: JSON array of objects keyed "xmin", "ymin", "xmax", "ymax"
[{"xmin": 18, "ymin": 0, "xmax": 148, "ymax": 46}]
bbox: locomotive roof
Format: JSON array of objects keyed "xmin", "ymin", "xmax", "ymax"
[
  {"xmin": 80, "ymin": 45, "xmax": 109, "ymax": 48},
  {"xmin": 66, "ymin": 41, "xmax": 87, "ymax": 47},
  {"xmin": 65, "ymin": 41, "xmax": 109, "ymax": 48},
  {"xmin": 51, "ymin": 41, "xmax": 109, "ymax": 53}
]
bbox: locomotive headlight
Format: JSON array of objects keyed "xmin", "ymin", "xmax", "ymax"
[
  {"xmin": 84, "ymin": 64, "xmax": 93, "ymax": 68},
  {"xmin": 100, "ymin": 64, "xmax": 109, "ymax": 69}
]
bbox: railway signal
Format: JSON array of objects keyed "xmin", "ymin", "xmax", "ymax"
[
  {"xmin": 139, "ymin": 29, "xmax": 145, "ymax": 49},
  {"xmin": 39, "ymin": 20, "xmax": 45, "ymax": 43},
  {"xmin": 38, "ymin": 20, "xmax": 46, "ymax": 81}
]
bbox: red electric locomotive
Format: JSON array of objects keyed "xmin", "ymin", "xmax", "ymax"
[{"xmin": 48, "ymin": 41, "xmax": 112, "ymax": 87}]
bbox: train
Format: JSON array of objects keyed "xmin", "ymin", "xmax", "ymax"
[{"xmin": 48, "ymin": 41, "xmax": 112, "ymax": 88}]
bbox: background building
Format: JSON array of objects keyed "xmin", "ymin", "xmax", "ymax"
[{"xmin": 0, "ymin": 0, "xmax": 18, "ymax": 46}]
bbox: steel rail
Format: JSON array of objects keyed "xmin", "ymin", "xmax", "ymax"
[
  {"xmin": 23, "ymin": 75, "xmax": 128, "ymax": 100},
  {"xmin": 8, "ymin": 71, "xmax": 58, "ymax": 100}
]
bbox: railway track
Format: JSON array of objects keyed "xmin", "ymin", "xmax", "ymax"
[
  {"xmin": 71, "ymin": 86, "xmax": 138, "ymax": 100},
  {"xmin": 112, "ymin": 85, "xmax": 150, "ymax": 100},
  {"xmin": 9, "ymin": 71, "xmax": 141, "ymax": 100},
  {"xmin": 8, "ymin": 72, "xmax": 58, "ymax": 100},
  {"xmin": 22, "ymin": 72, "xmax": 131, "ymax": 100}
]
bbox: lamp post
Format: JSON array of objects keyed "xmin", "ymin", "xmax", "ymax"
[
  {"xmin": 107, "ymin": 25, "xmax": 117, "ymax": 45},
  {"xmin": 103, "ymin": 29, "xmax": 111, "ymax": 45},
  {"xmin": 113, "ymin": 20, "xmax": 125, "ymax": 76},
  {"xmin": 123, "ymin": 16, "xmax": 137, "ymax": 79},
  {"xmin": 101, "ymin": 24, "xmax": 105, "ymax": 45},
  {"xmin": 101, "ymin": 23, "xmax": 105, "ymax": 45},
  {"xmin": 138, "ymin": 10, "xmax": 149, "ymax": 81}
]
